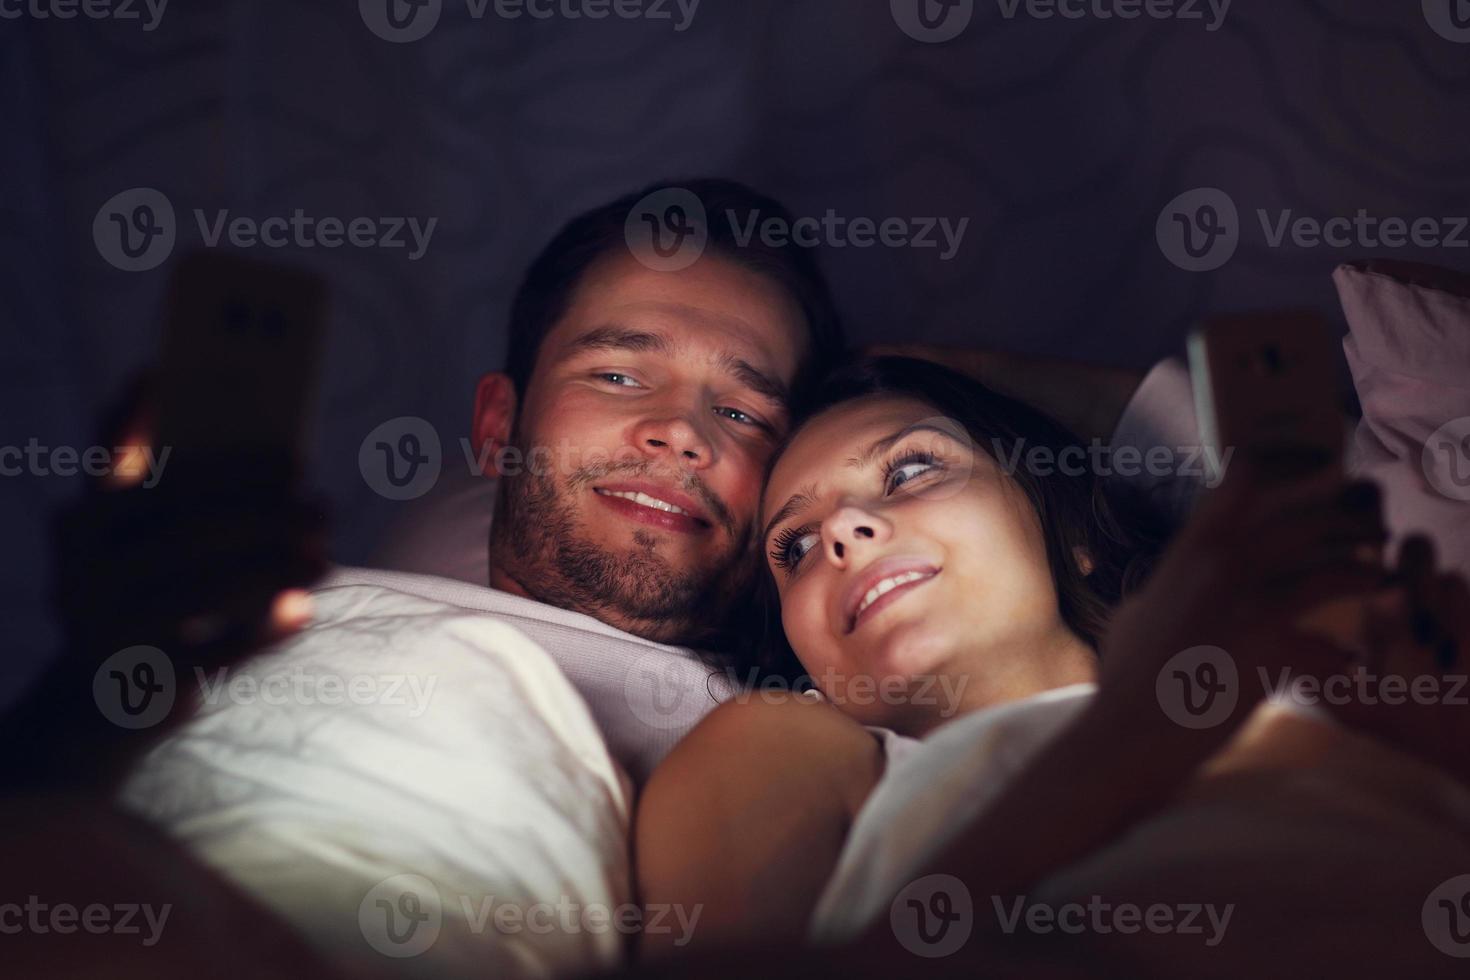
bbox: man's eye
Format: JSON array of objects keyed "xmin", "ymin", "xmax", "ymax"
[
  {"xmin": 596, "ymin": 373, "xmax": 642, "ymax": 388},
  {"xmin": 713, "ymin": 406, "xmax": 758, "ymax": 426}
]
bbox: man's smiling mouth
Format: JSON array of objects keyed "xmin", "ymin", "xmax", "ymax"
[
  {"xmin": 592, "ymin": 482, "xmax": 713, "ymax": 534},
  {"xmin": 596, "ymin": 488, "xmax": 691, "ymax": 516}
]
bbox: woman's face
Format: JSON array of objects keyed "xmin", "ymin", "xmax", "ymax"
[{"xmin": 760, "ymin": 394, "xmax": 1089, "ymax": 730}]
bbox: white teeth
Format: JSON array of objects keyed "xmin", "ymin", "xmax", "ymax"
[
  {"xmin": 597, "ymin": 489, "xmax": 689, "ymax": 516},
  {"xmin": 856, "ymin": 571, "xmax": 931, "ymax": 619}
]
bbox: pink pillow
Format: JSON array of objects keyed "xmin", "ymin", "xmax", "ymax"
[{"xmin": 1335, "ymin": 260, "xmax": 1470, "ymax": 575}]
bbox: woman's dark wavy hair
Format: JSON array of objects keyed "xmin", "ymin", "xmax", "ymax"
[{"xmin": 738, "ymin": 355, "xmax": 1169, "ymax": 683}]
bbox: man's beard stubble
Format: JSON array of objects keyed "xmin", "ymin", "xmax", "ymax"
[{"xmin": 487, "ymin": 457, "xmax": 755, "ymax": 647}]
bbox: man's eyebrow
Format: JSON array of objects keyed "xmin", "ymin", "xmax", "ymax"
[
  {"xmin": 718, "ymin": 353, "xmax": 789, "ymax": 408},
  {"xmin": 566, "ymin": 326, "xmax": 674, "ymax": 356},
  {"xmin": 761, "ymin": 483, "xmax": 818, "ymax": 545}
]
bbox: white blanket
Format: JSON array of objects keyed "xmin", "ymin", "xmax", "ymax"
[{"xmin": 121, "ymin": 583, "xmax": 633, "ymax": 980}]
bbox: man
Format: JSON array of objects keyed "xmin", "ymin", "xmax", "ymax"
[{"xmin": 8, "ymin": 178, "xmax": 842, "ymax": 978}]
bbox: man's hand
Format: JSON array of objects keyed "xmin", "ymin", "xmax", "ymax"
[{"xmin": 2, "ymin": 377, "xmax": 327, "ymax": 795}]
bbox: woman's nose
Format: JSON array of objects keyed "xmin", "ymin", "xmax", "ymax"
[{"xmin": 822, "ymin": 504, "xmax": 891, "ymax": 566}]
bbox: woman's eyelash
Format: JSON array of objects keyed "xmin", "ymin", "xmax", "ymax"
[
  {"xmin": 881, "ymin": 449, "xmax": 942, "ymax": 491},
  {"xmin": 769, "ymin": 525, "xmax": 816, "ymax": 572}
]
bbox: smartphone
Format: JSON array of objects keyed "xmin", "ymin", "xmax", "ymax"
[
  {"xmin": 154, "ymin": 250, "xmax": 327, "ymax": 457},
  {"xmin": 1187, "ymin": 311, "xmax": 1345, "ymax": 485},
  {"xmin": 1189, "ymin": 312, "xmax": 1365, "ymax": 655}
]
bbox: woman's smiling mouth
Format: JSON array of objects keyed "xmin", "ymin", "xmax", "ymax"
[{"xmin": 843, "ymin": 559, "xmax": 941, "ymax": 634}]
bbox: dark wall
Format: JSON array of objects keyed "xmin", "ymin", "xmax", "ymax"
[{"xmin": 3, "ymin": 0, "xmax": 1468, "ymax": 700}]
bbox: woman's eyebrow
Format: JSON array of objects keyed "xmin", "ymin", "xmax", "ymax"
[
  {"xmin": 762, "ymin": 423, "xmax": 960, "ymax": 541},
  {"xmin": 851, "ymin": 423, "xmax": 955, "ymax": 468},
  {"xmin": 761, "ymin": 483, "xmax": 818, "ymax": 543}
]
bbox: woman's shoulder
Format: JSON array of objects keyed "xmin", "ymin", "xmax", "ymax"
[{"xmin": 652, "ymin": 690, "xmax": 885, "ymax": 811}]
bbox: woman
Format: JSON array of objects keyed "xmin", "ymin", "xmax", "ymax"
[{"xmin": 635, "ymin": 355, "xmax": 1470, "ymax": 959}]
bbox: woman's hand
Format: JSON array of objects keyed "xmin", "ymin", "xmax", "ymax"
[
  {"xmin": 1096, "ymin": 461, "xmax": 1390, "ymax": 743},
  {"xmin": 1316, "ymin": 535, "xmax": 1470, "ymax": 789}
]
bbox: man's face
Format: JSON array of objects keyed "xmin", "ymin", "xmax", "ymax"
[{"xmin": 488, "ymin": 251, "xmax": 807, "ymax": 645}]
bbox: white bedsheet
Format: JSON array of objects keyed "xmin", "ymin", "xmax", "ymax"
[{"xmin": 120, "ymin": 583, "xmax": 633, "ymax": 980}]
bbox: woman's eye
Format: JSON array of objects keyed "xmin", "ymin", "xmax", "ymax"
[
  {"xmin": 597, "ymin": 373, "xmax": 642, "ymax": 388},
  {"xmin": 887, "ymin": 459, "xmax": 937, "ymax": 493},
  {"xmin": 771, "ymin": 528, "xmax": 820, "ymax": 573}
]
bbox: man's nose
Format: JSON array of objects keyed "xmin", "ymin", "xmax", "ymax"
[
  {"xmin": 631, "ymin": 411, "xmax": 715, "ymax": 469},
  {"xmin": 822, "ymin": 504, "xmax": 891, "ymax": 567}
]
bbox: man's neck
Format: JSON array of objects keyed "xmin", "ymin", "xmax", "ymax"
[{"xmin": 487, "ymin": 564, "xmax": 533, "ymax": 600}]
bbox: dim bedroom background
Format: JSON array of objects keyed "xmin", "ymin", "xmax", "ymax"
[{"xmin": 2, "ymin": 0, "xmax": 1469, "ymax": 705}]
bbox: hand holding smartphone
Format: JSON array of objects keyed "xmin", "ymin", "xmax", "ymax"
[{"xmin": 1188, "ymin": 311, "xmax": 1376, "ymax": 656}]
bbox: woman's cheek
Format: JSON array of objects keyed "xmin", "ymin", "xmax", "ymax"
[{"xmin": 785, "ymin": 579, "xmax": 833, "ymax": 675}]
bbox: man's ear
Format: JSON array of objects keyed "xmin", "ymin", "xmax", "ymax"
[
  {"xmin": 1072, "ymin": 545, "xmax": 1096, "ymax": 577},
  {"xmin": 471, "ymin": 372, "xmax": 518, "ymax": 477}
]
